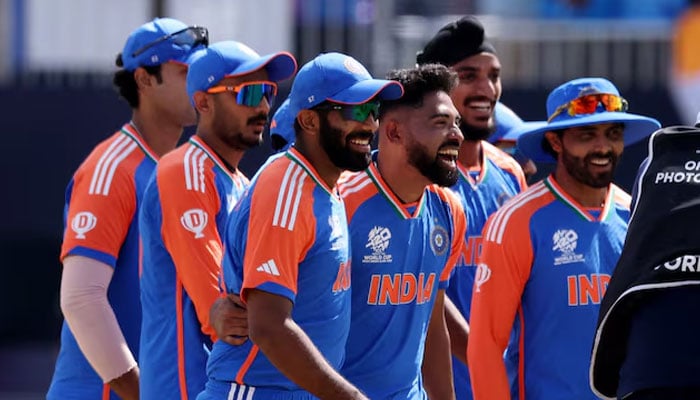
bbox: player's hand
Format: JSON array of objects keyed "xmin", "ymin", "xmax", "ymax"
[{"xmin": 210, "ymin": 294, "xmax": 249, "ymax": 345}]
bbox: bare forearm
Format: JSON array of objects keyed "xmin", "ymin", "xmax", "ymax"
[
  {"xmin": 252, "ymin": 319, "xmax": 366, "ymax": 400},
  {"xmin": 444, "ymin": 296, "xmax": 469, "ymax": 366}
]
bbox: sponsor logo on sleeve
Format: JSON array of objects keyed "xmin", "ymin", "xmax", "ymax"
[
  {"xmin": 474, "ymin": 263, "xmax": 492, "ymax": 292},
  {"xmin": 180, "ymin": 209, "xmax": 208, "ymax": 238},
  {"xmin": 71, "ymin": 211, "xmax": 97, "ymax": 239}
]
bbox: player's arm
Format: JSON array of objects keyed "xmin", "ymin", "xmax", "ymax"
[
  {"xmin": 209, "ymin": 293, "xmax": 249, "ymax": 345},
  {"xmin": 246, "ymin": 289, "xmax": 367, "ymax": 400},
  {"xmin": 445, "ymin": 296, "xmax": 469, "ymax": 366},
  {"xmin": 61, "ymin": 257, "xmax": 139, "ymax": 400},
  {"xmin": 60, "ymin": 159, "xmax": 139, "ymax": 399},
  {"xmin": 467, "ymin": 213, "xmax": 533, "ymax": 400},
  {"xmin": 158, "ymin": 166, "xmax": 224, "ymax": 341},
  {"xmin": 422, "ymin": 289, "xmax": 456, "ymax": 400}
]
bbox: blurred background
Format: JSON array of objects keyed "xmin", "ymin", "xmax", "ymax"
[{"xmin": 0, "ymin": 0, "xmax": 693, "ymax": 398}]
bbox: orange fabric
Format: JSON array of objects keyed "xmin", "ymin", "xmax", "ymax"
[
  {"xmin": 61, "ymin": 133, "xmax": 143, "ymax": 262},
  {"xmin": 483, "ymin": 141, "xmax": 528, "ymax": 191},
  {"xmin": 429, "ymin": 185, "xmax": 468, "ymax": 282},
  {"xmin": 157, "ymin": 145, "xmax": 224, "ymax": 341},
  {"xmin": 240, "ymin": 158, "xmax": 317, "ymax": 302},
  {"xmin": 235, "ymin": 344, "xmax": 260, "ymax": 384},
  {"xmin": 673, "ymin": 7, "xmax": 700, "ymax": 76},
  {"xmin": 102, "ymin": 383, "xmax": 110, "ymax": 400},
  {"xmin": 339, "ymin": 171, "xmax": 375, "ymax": 223},
  {"xmin": 468, "ymin": 183, "xmax": 553, "ymax": 400}
]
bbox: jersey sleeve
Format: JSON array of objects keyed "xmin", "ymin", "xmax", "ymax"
[
  {"xmin": 438, "ymin": 188, "xmax": 468, "ymax": 287},
  {"xmin": 61, "ymin": 148, "xmax": 137, "ymax": 267},
  {"xmin": 467, "ymin": 207, "xmax": 534, "ymax": 400},
  {"xmin": 157, "ymin": 160, "xmax": 223, "ymax": 340},
  {"xmin": 239, "ymin": 165, "xmax": 316, "ymax": 304}
]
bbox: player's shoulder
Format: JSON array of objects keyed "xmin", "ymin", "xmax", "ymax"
[
  {"xmin": 155, "ymin": 140, "xmax": 220, "ymax": 192},
  {"xmin": 427, "ymin": 184, "xmax": 464, "ymax": 212},
  {"xmin": 482, "ymin": 141, "xmax": 525, "ymax": 176},
  {"xmin": 611, "ymin": 184, "xmax": 631, "ymax": 210},
  {"xmin": 73, "ymin": 128, "xmax": 146, "ymax": 195},
  {"xmin": 487, "ymin": 180, "xmax": 553, "ymax": 231},
  {"xmin": 338, "ymin": 170, "xmax": 372, "ymax": 199}
]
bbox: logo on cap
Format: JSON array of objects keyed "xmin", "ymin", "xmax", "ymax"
[{"xmin": 343, "ymin": 57, "xmax": 365, "ymax": 75}]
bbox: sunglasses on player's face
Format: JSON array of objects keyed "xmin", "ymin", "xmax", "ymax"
[
  {"xmin": 314, "ymin": 101, "xmax": 380, "ymax": 123},
  {"xmin": 547, "ymin": 93, "xmax": 628, "ymax": 123},
  {"xmin": 206, "ymin": 81, "xmax": 278, "ymax": 107}
]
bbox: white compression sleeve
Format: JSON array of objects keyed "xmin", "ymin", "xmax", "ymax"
[{"xmin": 60, "ymin": 256, "xmax": 137, "ymax": 382}]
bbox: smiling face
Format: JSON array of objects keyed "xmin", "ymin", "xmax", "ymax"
[
  {"xmin": 402, "ymin": 91, "xmax": 464, "ymax": 186},
  {"xmin": 207, "ymin": 69, "xmax": 273, "ymax": 150},
  {"xmin": 546, "ymin": 123, "xmax": 625, "ymax": 188},
  {"xmin": 449, "ymin": 53, "xmax": 502, "ymax": 141},
  {"xmin": 317, "ymin": 102, "xmax": 378, "ymax": 172}
]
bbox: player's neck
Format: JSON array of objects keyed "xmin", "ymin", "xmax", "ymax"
[
  {"xmin": 130, "ymin": 110, "xmax": 183, "ymax": 158},
  {"xmin": 458, "ymin": 139, "xmax": 483, "ymax": 169},
  {"xmin": 552, "ymin": 168, "xmax": 609, "ymax": 208},
  {"xmin": 294, "ymin": 140, "xmax": 342, "ymax": 190},
  {"xmin": 195, "ymin": 130, "xmax": 244, "ymax": 173},
  {"xmin": 376, "ymin": 154, "xmax": 428, "ymax": 204}
]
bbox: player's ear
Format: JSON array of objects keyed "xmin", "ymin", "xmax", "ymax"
[
  {"xmin": 545, "ymin": 130, "xmax": 563, "ymax": 154},
  {"xmin": 297, "ymin": 109, "xmax": 320, "ymax": 135},
  {"xmin": 193, "ymin": 91, "xmax": 210, "ymax": 114},
  {"xmin": 133, "ymin": 67, "xmax": 154, "ymax": 90},
  {"xmin": 384, "ymin": 117, "xmax": 402, "ymax": 144}
]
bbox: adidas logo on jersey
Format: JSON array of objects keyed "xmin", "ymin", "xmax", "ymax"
[{"xmin": 256, "ymin": 259, "xmax": 280, "ymax": 276}]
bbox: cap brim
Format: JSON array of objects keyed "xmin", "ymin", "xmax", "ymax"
[
  {"xmin": 327, "ymin": 79, "xmax": 404, "ymax": 104},
  {"xmin": 172, "ymin": 45, "xmax": 207, "ymax": 66},
  {"xmin": 516, "ymin": 113, "xmax": 660, "ymax": 163},
  {"xmin": 499, "ymin": 121, "xmax": 546, "ymax": 142},
  {"xmin": 228, "ymin": 51, "xmax": 298, "ymax": 82}
]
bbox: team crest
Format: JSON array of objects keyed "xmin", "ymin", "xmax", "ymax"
[
  {"xmin": 430, "ymin": 224, "xmax": 449, "ymax": 256},
  {"xmin": 363, "ymin": 226, "xmax": 392, "ymax": 263},
  {"xmin": 552, "ymin": 229, "xmax": 585, "ymax": 265}
]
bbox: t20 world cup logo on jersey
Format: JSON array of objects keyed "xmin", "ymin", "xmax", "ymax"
[
  {"xmin": 363, "ymin": 226, "xmax": 392, "ymax": 263},
  {"xmin": 552, "ymin": 229, "xmax": 585, "ymax": 266},
  {"xmin": 71, "ymin": 211, "xmax": 97, "ymax": 239},
  {"xmin": 180, "ymin": 209, "xmax": 208, "ymax": 238}
]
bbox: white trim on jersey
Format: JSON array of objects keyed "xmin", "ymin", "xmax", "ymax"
[
  {"xmin": 184, "ymin": 145, "xmax": 207, "ymax": 193},
  {"xmin": 340, "ymin": 174, "xmax": 372, "ymax": 196},
  {"xmin": 486, "ymin": 183, "xmax": 548, "ymax": 244},
  {"xmin": 273, "ymin": 163, "xmax": 306, "ymax": 231},
  {"xmin": 227, "ymin": 382, "xmax": 256, "ymax": 400},
  {"xmin": 88, "ymin": 135, "xmax": 138, "ymax": 196}
]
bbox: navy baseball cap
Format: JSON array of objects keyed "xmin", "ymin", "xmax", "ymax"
[
  {"xmin": 288, "ymin": 52, "xmax": 404, "ymax": 120},
  {"xmin": 119, "ymin": 18, "xmax": 208, "ymax": 71},
  {"xmin": 186, "ymin": 41, "xmax": 297, "ymax": 103},
  {"xmin": 270, "ymin": 98, "xmax": 295, "ymax": 153},
  {"xmin": 517, "ymin": 77, "xmax": 660, "ymax": 163}
]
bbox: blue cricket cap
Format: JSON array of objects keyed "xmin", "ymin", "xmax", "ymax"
[
  {"xmin": 186, "ymin": 40, "xmax": 297, "ymax": 103},
  {"xmin": 120, "ymin": 18, "xmax": 207, "ymax": 71},
  {"xmin": 287, "ymin": 52, "xmax": 404, "ymax": 120}
]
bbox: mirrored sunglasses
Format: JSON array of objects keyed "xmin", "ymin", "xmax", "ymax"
[
  {"xmin": 547, "ymin": 93, "xmax": 628, "ymax": 123},
  {"xmin": 315, "ymin": 101, "xmax": 380, "ymax": 122},
  {"xmin": 132, "ymin": 26, "xmax": 209, "ymax": 58},
  {"xmin": 206, "ymin": 81, "xmax": 278, "ymax": 107}
]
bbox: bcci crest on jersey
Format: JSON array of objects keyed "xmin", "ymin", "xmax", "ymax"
[
  {"xmin": 430, "ymin": 224, "xmax": 449, "ymax": 256},
  {"xmin": 552, "ymin": 229, "xmax": 585, "ymax": 266},
  {"xmin": 364, "ymin": 226, "xmax": 393, "ymax": 263}
]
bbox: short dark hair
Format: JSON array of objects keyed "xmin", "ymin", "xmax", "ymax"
[
  {"xmin": 380, "ymin": 63, "xmax": 458, "ymax": 117},
  {"xmin": 112, "ymin": 53, "xmax": 163, "ymax": 109}
]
